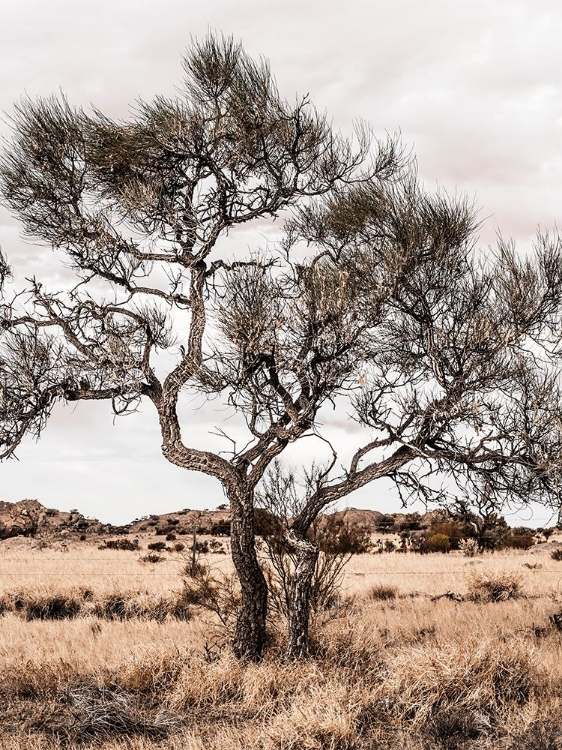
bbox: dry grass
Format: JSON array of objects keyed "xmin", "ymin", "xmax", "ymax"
[{"xmin": 3, "ymin": 539, "xmax": 562, "ymax": 748}]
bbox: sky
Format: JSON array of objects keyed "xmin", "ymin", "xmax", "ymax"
[{"xmin": 0, "ymin": 0, "xmax": 561, "ymax": 525}]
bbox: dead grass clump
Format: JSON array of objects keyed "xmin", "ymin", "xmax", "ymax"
[
  {"xmin": 0, "ymin": 659, "xmax": 79, "ymax": 699},
  {"xmin": 467, "ymin": 571, "xmax": 523, "ymax": 602},
  {"xmin": 24, "ymin": 595, "xmax": 82, "ymax": 621},
  {"xmin": 168, "ymin": 652, "xmax": 244, "ymax": 713},
  {"xmin": 51, "ymin": 684, "xmax": 182, "ymax": 743},
  {"xmin": 367, "ymin": 583, "xmax": 399, "ymax": 601},
  {"xmin": 109, "ymin": 647, "xmax": 187, "ymax": 696},
  {"xmin": 91, "ymin": 592, "xmax": 191, "ymax": 622},
  {"xmin": 380, "ymin": 637, "xmax": 539, "ymax": 732},
  {"xmin": 0, "ymin": 590, "xmax": 82, "ymax": 620},
  {"xmin": 263, "ymin": 681, "xmax": 362, "ymax": 750},
  {"xmin": 505, "ymin": 717, "xmax": 562, "ymax": 750}
]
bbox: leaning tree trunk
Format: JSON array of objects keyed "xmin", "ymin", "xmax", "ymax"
[
  {"xmin": 285, "ymin": 528, "xmax": 319, "ymax": 659},
  {"xmin": 229, "ymin": 488, "xmax": 268, "ymax": 662}
]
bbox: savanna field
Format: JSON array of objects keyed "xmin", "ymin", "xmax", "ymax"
[{"xmin": 3, "ymin": 533, "xmax": 562, "ymax": 749}]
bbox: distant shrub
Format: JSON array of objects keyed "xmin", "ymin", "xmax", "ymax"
[
  {"xmin": 459, "ymin": 538, "xmax": 480, "ymax": 557},
  {"xmin": 502, "ymin": 534, "xmax": 535, "ymax": 550},
  {"xmin": 551, "ymin": 548, "xmax": 562, "ymax": 561},
  {"xmin": 368, "ymin": 584, "xmax": 398, "ymax": 601},
  {"xmin": 193, "ymin": 540, "xmax": 209, "ymax": 554},
  {"xmin": 140, "ymin": 553, "xmax": 165, "ymax": 564},
  {"xmin": 468, "ymin": 571, "xmax": 522, "ymax": 602},
  {"xmin": 165, "ymin": 533, "xmax": 176, "ymax": 541},
  {"xmin": 148, "ymin": 542, "xmax": 166, "ymax": 552},
  {"xmin": 100, "ymin": 539, "xmax": 140, "ymax": 551},
  {"xmin": 423, "ymin": 533, "xmax": 451, "ymax": 554},
  {"xmin": 172, "ymin": 542, "xmax": 185, "ymax": 552},
  {"xmin": 210, "ymin": 521, "xmax": 231, "ymax": 536},
  {"xmin": 167, "ymin": 519, "xmax": 180, "ymax": 526}
]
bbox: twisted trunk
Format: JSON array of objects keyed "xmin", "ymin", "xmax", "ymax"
[
  {"xmin": 285, "ymin": 528, "xmax": 319, "ymax": 659},
  {"xmin": 229, "ymin": 486, "xmax": 268, "ymax": 661}
]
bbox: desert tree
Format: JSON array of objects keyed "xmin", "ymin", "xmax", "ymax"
[
  {"xmin": 0, "ymin": 35, "xmax": 407, "ymax": 661},
  {"xmin": 244, "ymin": 192, "xmax": 562, "ymax": 657}
]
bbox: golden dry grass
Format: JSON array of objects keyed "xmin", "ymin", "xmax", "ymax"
[{"xmin": 2, "ymin": 539, "xmax": 562, "ymax": 748}]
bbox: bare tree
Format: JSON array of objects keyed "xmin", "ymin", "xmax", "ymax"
[{"xmin": 0, "ymin": 35, "xmax": 404, "ymax": 661}]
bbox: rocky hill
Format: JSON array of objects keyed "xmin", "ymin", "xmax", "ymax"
[{"xmin": 0, "ymin": 499, "xmax": 454, "ymax": 544}]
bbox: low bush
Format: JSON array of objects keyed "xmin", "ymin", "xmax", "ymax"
[
  {"xmin": 0, "ymin": 591, "xmax": 82, "ymax": 620},
  {"xmin": 367, "ymin": 584, "xmax": 398, "ymax": 601},
  {"xmin": 551, "ymin": 547, "xmax": 562, "ymax": 561},
  {"xmin": 99, "ymin": 538, "xmax": 140, "ymax": 551},
  {"xmin": 503, "ymin": 534, "xmax": 535, "ymax": 550},
  {"xmin": 140, "ymin": 553, "xmax": 166, "ymax": 564},
  {"xmin": 467, "ymin": 571, "xmax": 522, "ymax": 602},
  {"xmin": 422, "ymin": 533, "xmax": 451, "ymax": 554},
  {"xmin": 148, "ymin": 541, "xmax": 166, "ymax": 552},
  {"xmin": 458, "ymin": 537, "xmax": 480, "ymax": 557}
]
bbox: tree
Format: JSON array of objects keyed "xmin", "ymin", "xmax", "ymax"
[
  {"xmin": 0, "ymin": 35, "xmax": 403, "ymax": 661},
  {"xmin": 251, "ymin": 195, "xmax": 562, "ymax": 655},
  {"xmin": 2, "ymin": 34, "xmax": 562, "ymax": 662}
]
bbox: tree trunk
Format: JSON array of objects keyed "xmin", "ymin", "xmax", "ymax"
[
  {"xmin": 285, "ymin": 528, "xmax": 319, "ymax": 659},
  {"xmin": 229, "ymin": 488, "xmax": 268, "ymax": 662}
]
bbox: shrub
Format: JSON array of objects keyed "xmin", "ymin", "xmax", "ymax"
[
  {"xmin": 148, "ymin": 542, "xmax": 166, "ymax": 552},
  {"xmin": 165, "ymin": 533, "xmax": 176, "ymax": 541},
  {"xmin": 503, "ymin": 534, "xmax": 535, "ymax": 550},
  {"xmin": 99, "ymin": 538, "xmax": 140, "ymax": 551},
  {"xmin": 140, "ymin": 553, "xmax": 165, "ymax": 564},
  {"xmin": 467, "ymin": 571, "xmax": 522, "ymax": 602},
  {"xmin": 459, "ymin": 537, "xmax": 480, "ymax": 557},
  {"xmin": 427, "ymin": 521, "xmax": 472, "ymax": 549},
  {"xmin": 551, "ymin": 548, "xmax": 562, "ymax": 561},
  {"xmin": 367, "ymin": 584, "xmax": 398, "ymax": 601},
  {"xmin": 210, "ymin": 521, "xmax": 231, "ymax": 536},
  {"xmin": 423, "ymin": 533, "xmax": 451, "ymax": 553},
  {"xmin": 193, "ymin": 540, "xmax": 209, "ymax": 553},
  {"xmin": 19, "ymin": 593, "xmax": 82, "ymax": 620}
]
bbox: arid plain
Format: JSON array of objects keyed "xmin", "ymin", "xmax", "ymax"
[{"xmin": 2, "ymin": 524, "xmax": 562, "ymax": 749}]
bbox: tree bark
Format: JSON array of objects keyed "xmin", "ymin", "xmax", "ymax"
[
  {"xmin": 285, "ymin": 528, "xmax": 319, "ymax": 659},
  {"xmin": 229, "ymin": 487, "xmax": 268, "ymax": 662}
]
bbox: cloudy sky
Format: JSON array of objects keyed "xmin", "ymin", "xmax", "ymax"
[{"xmin": 1, "ymin": 0, "xmax": 561, "ymax": 525}]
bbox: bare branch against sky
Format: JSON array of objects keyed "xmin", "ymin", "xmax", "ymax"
[{"xmin": 1, "ymin": 0, "xmax": 561, "ymax": 523}]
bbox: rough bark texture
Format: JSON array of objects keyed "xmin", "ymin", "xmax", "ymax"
[
  {"xmin": 285, "ymin": 528, "xmax": 319, "ymax": 659},
  {"xmin": 230, "ymin": 488, "xmax": 268, "ymax": 661}
]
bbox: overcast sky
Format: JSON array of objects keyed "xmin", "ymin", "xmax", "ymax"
[{"xmin": 1, "ymin": 0, "xmax": 561, "ymax": 525}]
